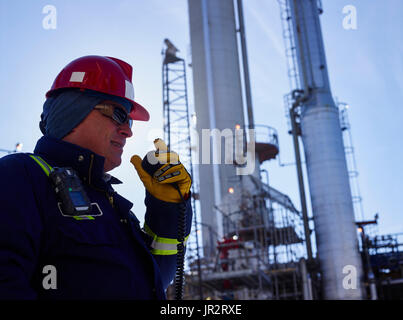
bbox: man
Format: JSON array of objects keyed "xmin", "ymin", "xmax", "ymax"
[{"xmin": 0, "ymin": 55, "xmax": 192, "ymax": 299}]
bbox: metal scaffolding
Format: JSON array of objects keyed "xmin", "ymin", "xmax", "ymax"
[
  {"xmin": 181, "ymin": 173, "xmax": 306, "ymax": 300},
  {"xmin": 366, "ymin": 230, "xmax": 403, "ymax": 299},
  {"xmin": 175, "ymin": 123, "xmax": 306, "ymax": 299}
]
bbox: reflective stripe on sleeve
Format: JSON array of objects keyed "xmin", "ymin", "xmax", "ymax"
[
  {"xmin": 144, "ymin": 223, "xmax": 189, "ymax": 255},
  {"xmin": 29, "ymin": 154, "xmax": 54, "ymax": 176}
]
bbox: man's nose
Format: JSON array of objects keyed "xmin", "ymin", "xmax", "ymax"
[{"xmin": 118, "ymin": 123, "xmax": 133, "ymax": 138}]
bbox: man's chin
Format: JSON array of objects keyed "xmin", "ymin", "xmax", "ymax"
[{"xmin": 104, "ymin": 157, "xmax": 121, "ymax": 172}]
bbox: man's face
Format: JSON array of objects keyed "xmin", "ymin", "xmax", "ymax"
[{"xmin": 63, "ymin": 103, "xmax": 133, "ymax": 172}]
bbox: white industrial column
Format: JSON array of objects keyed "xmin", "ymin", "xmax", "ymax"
[
  {"xmin": 188, "ymin": 0, "xmax": 247, "ymax": 256},
  {"xmin": 288, "ymin": 0, "xmax": 364, "ymax": 299}
]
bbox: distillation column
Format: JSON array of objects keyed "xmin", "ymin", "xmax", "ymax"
[
  {"xmin": 288, "ymin": 0, "xmax": 363, "ymax": 299},
  {"xmin": 188, "ymin": 0, "xmax": 249, "ymax": 256}
]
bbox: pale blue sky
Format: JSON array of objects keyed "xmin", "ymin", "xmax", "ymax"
[{"xmin": 0, "ymin": 0, "xmax": 402, "ymax": 239}]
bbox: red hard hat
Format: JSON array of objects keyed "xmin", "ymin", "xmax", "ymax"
[{"xmin": 46, "ymin": 55, "xmax": 150, "ymax": 121}]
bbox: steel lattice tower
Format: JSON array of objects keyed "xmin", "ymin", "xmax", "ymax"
[{"xmin": 162, "ymin": 40, "xmax": 203, "ymax": 299}]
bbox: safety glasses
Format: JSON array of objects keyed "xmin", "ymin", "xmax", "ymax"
[{"xmin": 94, "ymin": 103, "xmax": 133, "ymax": 128}]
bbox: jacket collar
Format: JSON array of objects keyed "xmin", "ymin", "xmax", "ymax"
[{"xmin": 34, "ymin": 136, "xmax": 122, "ymax": 189}]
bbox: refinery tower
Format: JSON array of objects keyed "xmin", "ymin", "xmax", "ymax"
[
  {"xmin": 284, "ymin": 0, "xmax": 364, "ymax": 299},
  {"xmin": 188, "ymin": 0, "xmax": 248, "ymax": 255}
]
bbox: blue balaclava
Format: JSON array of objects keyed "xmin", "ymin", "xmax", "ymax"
[{"xmin": 40, "ymin": 89, "xmax": 132, "ymax": 139}]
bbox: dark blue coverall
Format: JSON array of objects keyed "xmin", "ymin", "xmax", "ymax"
[{"xmin": 0, "ymin": 136, "xmax": 192, "ymax": 299}]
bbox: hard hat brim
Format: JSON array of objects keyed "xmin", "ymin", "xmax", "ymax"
[{"xmin": 130, "ymin": 101, "xmax": 150, "ymax": 121}]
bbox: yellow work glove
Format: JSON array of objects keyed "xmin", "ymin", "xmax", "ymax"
[{"xmin": 130, "ymin": 138, "xmax": 192, "ymax": 203}]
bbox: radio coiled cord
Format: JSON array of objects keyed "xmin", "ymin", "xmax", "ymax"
[{"xmin": 173, "ymin": 183, "xmax": 186, "ymax": 300}]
